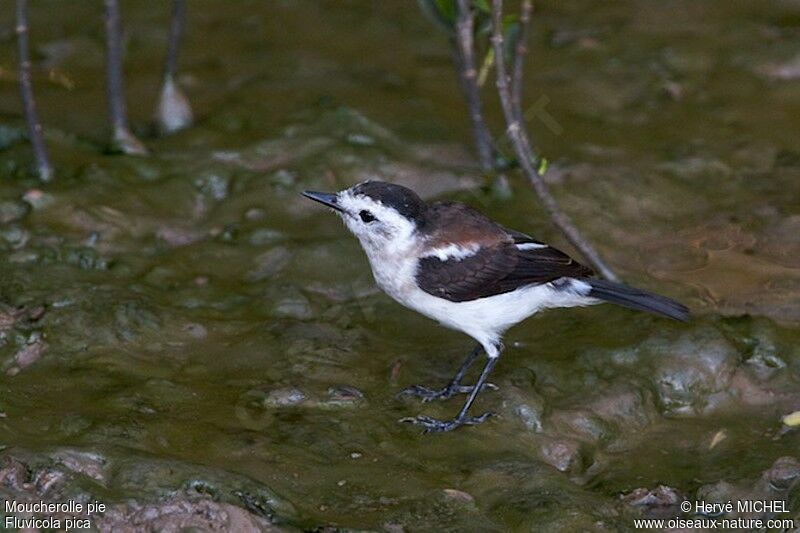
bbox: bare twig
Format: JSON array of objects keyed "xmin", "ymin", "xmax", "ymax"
[
  {"xmin": 453, "ymin": 0, "xmax": 494, "ymax": 173},
  {"xmin": 511, "ymin": 0, "xmax": 532, "ymax": 122},
  {"xmin": 103, "ymin": 0, "xmax": 148, "ymax": 154},
  {"xmin": 155, "ymin": 0, "xmax": 193, "ymax": 134},
  {"xmin": 15, "ymin": 0, "xmax": 53, "ymax": 181},
  {"xmin": 490, "ymin": 0, "xmax": 619, "ymax": 281},
  {"xmin": 163, "ymin": 0, "xmax": 185, "ymax": 81}
]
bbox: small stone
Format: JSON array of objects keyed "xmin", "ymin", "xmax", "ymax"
[
  {"xmin": 269, "ymin": 169, "xmax": 296, "ymax": 188},
  {"xmin": 0, "ymin": 225, "xmax": 30, "ymax": 248},
  {"xmin": 763, "ymin": 456, "xmax": 800, "ymax": 491},
  {"xmin": 650, "ymin": 327, "xmax": 739, "ymax": 415},
  {"xmin": 757, "ymin": 56, "xmax": 800, "ymax": 81},
  {"xmin": 0, "ymin": 200, "xmax": 29, "ymax": 224},
  {"xmin": 183, "ymin": 323, "xmax": 208, "ymax": 339},
  {"xmin": 350, "ymin": 452, "xmax": 362, "ymax": 459},
  {"xmin": 272, "ymin": 294, "xmax": 313, "ymax": 320},
  {"xmin": 515, "ymin": 403, "xmax": 543, "ymax": 432},
  {"xmin": 27, "ymin": 306, "xmax": 46, "ymax": 321},
  {"xmin": 746, "ymin": 341, "xmax": 787, "ymax": 381},
  {"xmin": 156, "ymin": 226, "xmax": 202, "ymax": 247},
  {"xmin": 193, "ymin": 173, "xmax": 229, "ymax": 201},
  {"xmin": 442, "ymin": 488, "xmax": 475, "ymax": 504},
  {"xmin": 622, "ymin": 486, "xmax": 683, "ymax": 519},
  {"xmin": 0, "ymin": 456, "xmax": 29, "ymax": 491},
  {"xmin": 263, "ymin": 388, "xmax": 307, "ymax": 407},
  {"xmin": 0, "ymin": 310, "xmax": 17, "ymax": 332},
  {"xmin": 96, "ymin": 497, "xmax": 271, "ymax": 532},
  {"xmin": 244, "ymin": 208, "xmax": 266, "ymax": 221},
  {"xmin": 661, "ymin": 81, "xmax": 685, "ymax": 101},
  {"xmin": 23, "ymin": 188, "xmax": 55, "ymax": 209},
  {"xmin": 8, "ymin": 338, "xmax": 47, "ymax": 373},
  {"xmin": 538, "ymin": 438, "xmax": 583, "ymax": 473},
  {"xmin": 52, "ymin": 450, "xmax": 107, "ymax": 483},
  {"xmin": 33, "ymin": 468, "xmax": 65, "ymax": 494},
  {"xmin": 696, "ymin": 481, "xmax": 735, "ymax": 506},
  {"xmin": 326, "ymin": 386, "xmax": 365, "ymax": 407},
  {"xmin": 111, "ymin": 127, "xmax": 148, "ymax": 155}
]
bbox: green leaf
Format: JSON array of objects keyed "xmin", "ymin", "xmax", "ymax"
[
  {"xmin": 783, "ymin": 411, "xmax": 800, "ymax": 427},
  {"xmin": 537, "ymin": 157, "xmax": 549, "ymax": 176}
]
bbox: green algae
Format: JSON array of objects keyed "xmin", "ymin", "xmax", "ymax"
[{"xmin": 0, "ymin": 1, "xmax": 799, "ymax": 530}]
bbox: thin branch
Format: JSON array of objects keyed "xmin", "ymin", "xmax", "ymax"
[
  {"xmin": 155, "ymin": 0, "xmax": 193, "ymax": 134},
  {"xmin": 163, "ymin": 0, "xmax": 185, "ymax": 79},
  {"xmin": 453, "ymin": 0, "xmax": 494, "ymax": 173},
  {"xmin": 15, "ymin": 0, "xmax": 53, "ymax": 181},
  {"xmin": 511, "ymin": 0, "xmax": 532, "ymax": 122},
  {"xmin": 103, "ymin": 0, "xmax": 148, "ymax": 154},
  {"xmin": 103, "ymin": 0, "xmax": 128, "ymax": 135},
  {"xmin": 490, "ymin": 0, "xmax": 619, "ymax": 281}
]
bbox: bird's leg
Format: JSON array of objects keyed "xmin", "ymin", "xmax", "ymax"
[
  {"xmin": 398, "ymin": 344, "xmax": 497, "ymax": 402},
  {"xmin": 103, "ymin": 0, "xmax": 147, "ymax": 154},
  {"xmin": 402, "ymin": 350, "xmax": 499, "ymax": 433}
]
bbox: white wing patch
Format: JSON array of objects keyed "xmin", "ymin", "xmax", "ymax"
[
  {"xmin": 516, "ymin": 242, "xmax": 547, "ymax": 250},
  {"xmin": 423, "ymin": 243, "xmax": 481, "ymax": 262}
]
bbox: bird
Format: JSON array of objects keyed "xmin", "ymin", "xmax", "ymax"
[{"xmin": 302, "ymin": 181, "xmax": 689, "ymax": 433}]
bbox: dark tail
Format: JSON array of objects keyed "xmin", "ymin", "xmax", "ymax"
[{"xmin": 585, "ymin": 279, "xmax": 690, "ymax": 322}]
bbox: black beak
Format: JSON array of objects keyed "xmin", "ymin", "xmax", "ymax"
[{"xmin": 302, "ymin": 190, "xmax": 343, "ymax": 212}]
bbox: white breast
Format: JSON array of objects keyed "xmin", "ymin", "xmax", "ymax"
[{"xmin": 363, "ymin": 247, "xmax": 420, "ymax": 306}]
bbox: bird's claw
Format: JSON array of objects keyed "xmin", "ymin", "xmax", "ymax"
[
  {"xmin": 397, "ymin": 382, "xmax": 498, "ymax": 403},
  {"xmin": 399, "ymin": 412, "xmax": 495, "ymax": 433}
]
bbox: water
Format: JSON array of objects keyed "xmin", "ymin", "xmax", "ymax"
[{"xmin": 0, "ymin": 1, "xmax": 799, "ymax": 530}]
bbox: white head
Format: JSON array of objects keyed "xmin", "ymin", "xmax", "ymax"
[{"xmin": 303, "ymin": 181, "xmax": 429, "ymax": 258}]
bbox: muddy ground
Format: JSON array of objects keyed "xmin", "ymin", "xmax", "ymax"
[{"xmin": 0, "ymin": 1, "xmax": 799, "ymax": 531}]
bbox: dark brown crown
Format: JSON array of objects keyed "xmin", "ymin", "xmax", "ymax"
[{"xmin": 351, "ymin": 181, "xmax": 428, "ymax": 226}]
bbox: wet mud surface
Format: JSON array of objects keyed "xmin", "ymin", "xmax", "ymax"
[{"xmin": 0, "ymin": 1, "xmax": 799, "ymax": 530}]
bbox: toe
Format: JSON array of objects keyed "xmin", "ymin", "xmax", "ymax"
[
  {"xmin": 399, "ymin": 412, "xmax": 495, "ymax": 433},
  {"xmin": 397, "ymin": 385, "xmax": 449, "ymax": 402},
  {"xmin": 464, "ymin": 411, "xmax": 496, "ymax": 425},
  {"xmin": 398, "ymin": 385, "xmax": 435, "ymax": 398}
]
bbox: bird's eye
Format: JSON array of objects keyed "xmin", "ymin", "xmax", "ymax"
[{"xmin": 359, "ymin": 210, "xmax": 376, "ymax": 223}]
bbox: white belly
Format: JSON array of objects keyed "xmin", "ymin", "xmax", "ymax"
[
  {"xmin": 364, "ymin": 250, "xmax": 595, "ymax": 354},
  {"xmin": 396, "ymin": 283, "xmax": 590, "ymax": 350}
]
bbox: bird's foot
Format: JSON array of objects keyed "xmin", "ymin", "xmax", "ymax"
[
  {"xmin": 400, "ymin": 412, "xmax": 495, "ymax": 433},
  {"xmin": 397, "ymin": 382, "xmax": 498, "ymax": 403}
]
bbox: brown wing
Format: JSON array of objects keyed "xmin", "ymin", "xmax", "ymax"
[
  {"xmin": 416, "ymin": 240, "xmax": 594, "ymax": 303},
  {"xmin": 416, "ymin": 243, "xmax": 519, "ymax": 302}
]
